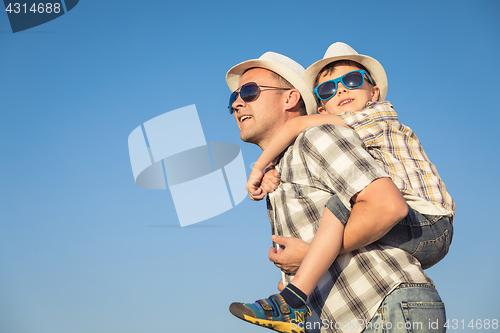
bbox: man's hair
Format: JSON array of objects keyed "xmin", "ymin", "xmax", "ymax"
[
  {"xmin": 243, "ymin": 67, "xmax": 307, "ymax": 116},
  {"xmin": 315, "ymin": 60, "xmax": 377, "ymax": 87}
]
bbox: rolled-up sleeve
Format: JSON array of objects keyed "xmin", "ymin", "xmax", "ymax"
[
  {"xmin": 339, "ymin": 102, "xmax": 399, "ymax": 149},
  {"xmin": 296, "ymin": 124, "xmax": 388, "ymax": 209}
]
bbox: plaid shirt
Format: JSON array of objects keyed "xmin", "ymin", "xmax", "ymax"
[
  {"xmin": 339, "ymin": 101, "xmax": 455, "ymax": 216},
  {"xmin": 267, "ymin": 125, "xmax": 433, "ymax": 333}
]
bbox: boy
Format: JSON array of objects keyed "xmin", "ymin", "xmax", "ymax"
[{"xmin": 230, "ymin": 42, "xmax": 454, "ymax": 333}]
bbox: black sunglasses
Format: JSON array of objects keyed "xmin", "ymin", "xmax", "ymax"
[{"xmin": 228, "ymin": 82, "xmax": 291, "ymax": 114}]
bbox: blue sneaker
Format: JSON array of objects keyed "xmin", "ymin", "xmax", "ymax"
[{"xmin": 229, "ymin": 294, "xmax": 310, "ymax": 333}]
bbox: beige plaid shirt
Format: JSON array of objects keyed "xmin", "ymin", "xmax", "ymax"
[
  {"xmin": 339, "ymin": 101, "xmax": 455, "ymax": 217},
  {"xmin": 267, "ymin": 125, "xmax": 433, "ymax": 333}
]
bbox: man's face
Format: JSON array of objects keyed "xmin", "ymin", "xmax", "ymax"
[
  {"xmin": 317, "ymin": 65, "xmax": 380, "ymax": 116},
  {"xmin": 231, "ymin": 68, "xmax": 289, "ymax": 149}
]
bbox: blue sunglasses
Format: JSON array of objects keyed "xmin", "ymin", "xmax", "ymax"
[{"xmin": 313, "ymin": 70, "xmax": 374, "ymax": 102}]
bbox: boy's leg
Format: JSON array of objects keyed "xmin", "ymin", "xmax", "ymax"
[
  {"xmin": 277, "ymin": 194, "xmax": 349, "ymax": 308},
  {"xmin": 326, "ymin": 193, "xmax": 454, "ymax": 269},
  {"xmin": 376, "ymin": 208, "xmax": 453, "ymax": 269},
  {"xmin": 289, "ymin": 207, "xmax": 344, "ymax": 295},
  {"xmin": 229, "ymin": 196, "xmax": 348, "ymax": 333}
]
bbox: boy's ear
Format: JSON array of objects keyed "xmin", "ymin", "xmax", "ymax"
[
  {"xmin": 284, "ymin": 88, "xmax": 301, "ymax": 111},
  {"xmin": 371, "ymin": 86, "xmax": 380, "ymax": 101}
]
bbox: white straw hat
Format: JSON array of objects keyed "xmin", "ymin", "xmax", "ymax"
[
  {"xmin": 303, "ymin": 42, "xmax": 388, "ymax": 114},
  {"xmin": 226, "ymin": 52, "xmax": 317, "ymax": 115}
]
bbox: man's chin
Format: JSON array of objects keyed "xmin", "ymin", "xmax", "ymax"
[
  {"xmin": 241, "ymin": 135, "xmax": 261, "ymax": 148},
  {"xmin": 240, "ymin": 132, "xmax": 253, "ymax": 144}
]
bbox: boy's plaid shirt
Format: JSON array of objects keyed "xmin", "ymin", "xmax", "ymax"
[
  {"xmin": 267, "ymin": 125, "xmax": 433, "ymax": 333},
  {"xmin": 339, "ymin": 101, "xmax": 455, "ymax": 216}
]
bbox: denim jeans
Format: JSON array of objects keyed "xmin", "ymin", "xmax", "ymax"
[
  {"xmin": 376, "ymin": 209, "xmax": 453, "ymax": 269},
  {"xmin": 325, "ymin": 194, "xmax": 453, "ymax": 269},
  {"xmin": 362, "ymin": 284, "xmax": 446, "ymax": 333}
]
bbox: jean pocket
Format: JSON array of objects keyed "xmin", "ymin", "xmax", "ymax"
[
  {"xmin": 412, "ymin": 228, "xmax": 451, "ymax": 269},
  {"xmin": 400, "ymin": 301, "xmax": 446, "ymax": 333}
]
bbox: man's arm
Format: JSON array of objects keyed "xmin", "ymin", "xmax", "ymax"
[
  {"xmin": 268, "ymin": 177, "xmax": 407, "ymax": 272},
  {"xmin": 269, "ymin": 126, "xmax": 407, "ymax": 272},
  {"xmin": 340, "ymin": 177, "xmax": 407, "ymax": 254}
]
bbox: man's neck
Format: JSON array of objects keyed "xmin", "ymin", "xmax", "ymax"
[{"xmin": 257, "ymin": 108, "xmax": 303, "ymax": 150}]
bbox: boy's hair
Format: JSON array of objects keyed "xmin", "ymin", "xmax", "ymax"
[{"xmin": 315, "ymin": 60, "xmax": 377, "ymax": 87}]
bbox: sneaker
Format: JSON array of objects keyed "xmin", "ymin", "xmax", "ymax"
[{"xmin": 229, "ymin": 293, "xmax": 310, "ymax": 333}]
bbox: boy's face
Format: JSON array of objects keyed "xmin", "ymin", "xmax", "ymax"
[{"xmin": 317, "ymin": 65, "xmax": 380, "ymax": 116}]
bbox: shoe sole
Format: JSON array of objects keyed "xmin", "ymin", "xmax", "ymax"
[{"xmin": 229, "ymin": 303, "xmax": 305, "ymax": 333}]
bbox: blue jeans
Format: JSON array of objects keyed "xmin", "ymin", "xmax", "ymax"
[
  {"xmin": 325, "ymin": 194, "xmax": 453, "ymax": 269},
  {"xmin": 362, "ymin": 284, "xmax": 446, "ymax": 333}
]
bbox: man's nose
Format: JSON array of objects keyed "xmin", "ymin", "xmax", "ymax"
[{"xmin": 232, "ymin": 94, "xmax": 245, "ymax": 113}]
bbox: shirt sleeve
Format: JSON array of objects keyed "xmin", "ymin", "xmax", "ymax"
[
  {"xmin": 339, "ymin": 102, "xmax": 399, "ymax": 149},
  {"xmin": 296, "ymin": 124, "xmax": 389, "ymax": 209}
]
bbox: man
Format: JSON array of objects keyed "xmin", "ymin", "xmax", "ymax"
[{"xmin": 226, "ymin": 52, "xmax": 445, "ymax": 333}]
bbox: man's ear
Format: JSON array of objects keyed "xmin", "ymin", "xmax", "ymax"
[
  {"xmin": 371, "ymin": 86, "xmax": 380, "ymax": 101},
  {"xmin": 284, "ymin": 89, "xmax": 301, "ymax": 111},
  {"xmin": 318, "ymin": 106, "xmax": 328, "ymax": 114}
]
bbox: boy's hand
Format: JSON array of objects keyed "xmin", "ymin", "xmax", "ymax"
[
  {"xmin": 248, "ymin": 187, "xmax": 267, "ymax": 201},
  {"xmin": 277, "ymin": 278, "xmax": 284, "ymax": 291},
  {"xmin": 246, "ymin": 168, "xmax": 267, "ymax": 201},
  {"xmin": 246, "ymin": 163, "xmax": 279, "ymax": 201},
  {"xmin": 261, "ymin": 167, "xmax": 280, "ymax": 194}
]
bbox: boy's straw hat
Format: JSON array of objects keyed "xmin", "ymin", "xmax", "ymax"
[
  {"xmin": 303, "ymin": 42, "xmax": 388, "ymax": 113},
  {"xmin": 226, "ymin": 52, "xmax": 317, "ymax": 116}
]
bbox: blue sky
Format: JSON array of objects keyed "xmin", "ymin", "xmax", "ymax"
[{"xmin": 1, "ymin": 1, "xmax": 499, "ymax": 332}]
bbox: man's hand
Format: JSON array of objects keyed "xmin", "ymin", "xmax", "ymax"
[{"xmin": 268, "ymin": 235, "xmax": 309, "ymax": 273}]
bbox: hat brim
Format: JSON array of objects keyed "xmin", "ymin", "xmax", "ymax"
[
  {"xmin": 226, "ymin": 59, "xmax": 317, "ymax": 116},
  {"xmin": 303, "ymin": 54, "xmax": 388, "ymax": 114}
]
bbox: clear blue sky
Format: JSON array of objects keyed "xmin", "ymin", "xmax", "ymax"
[{"xmin": 1, "ymin": 1, "xmax": 499, "ymax": 332}]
